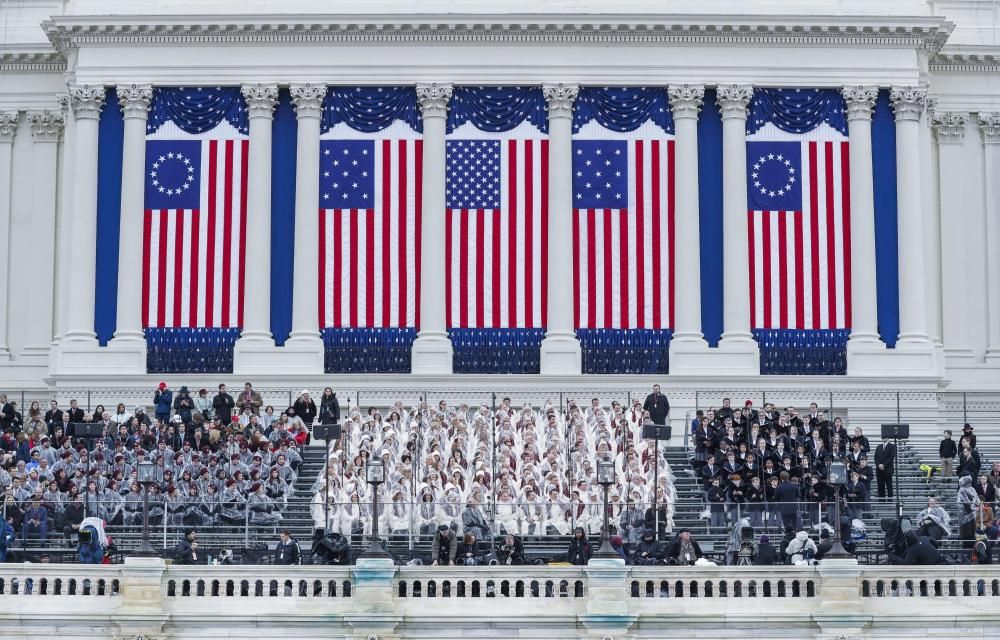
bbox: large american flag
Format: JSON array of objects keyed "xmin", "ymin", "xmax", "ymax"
[
  {"xmin": 319, "ymin": 138, "xmax": 421, "ymax": 328},
  {"xmin": 142, "ymin": 138, "xmax": 248, "ymax": 328},
  {"xmin": 445, "ymin": 138, "xmax": 548, "ymax": 328},
  {"xmin": 747, "ymin": 139, "xmax": 852, "ymax": 329},
  {"xmin": 572, "ymin": 138, "xmax": 675, "ymax": 329}
]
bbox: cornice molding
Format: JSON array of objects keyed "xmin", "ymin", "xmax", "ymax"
[
  {"xmin": 931, "ymin": 46, "xmax": 1000, "ymax": 73},
  {"xmin": 0, "ymin": 46, "xmax": 66, "ymax": 73},
  {"xmin": 41, "ymin": 14, "xmax": 953, "ymax": 53}
]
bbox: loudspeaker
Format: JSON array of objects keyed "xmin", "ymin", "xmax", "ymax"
[
  {"xmin": 312, "ymin": 422, "xmax": 342, "ymax": 441},
  {"xmin": 880, "ymin": 423, "xmax": 910, "ymax": 440},
  {"xmin": 642, "ymin": 423, "xmax": 672, "ymax": 441},
  {"xmin": 72, "ymin": 422, "xmax": 105, "ymax": 438}
]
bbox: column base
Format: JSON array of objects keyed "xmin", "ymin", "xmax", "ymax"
[
  {"xmin": 667, "ymin": 337, "xmax": 729, "ymax": 375},
  {"xmin": 715, "ymin": 336, "xmax": 761, "ymax": 375},
  {"xmin": 53, "ymin": 335, "xmax": 147, "ymax": 376},
  {"xmin": 263, "ymin": 334, "xmax": 325, "ymax": 375},
  {"xmin": 0, "ymin": 347, "xmax": 9, "ymax": 363},
  {"xmin": 410, "ymin": 332, "xmax": 453, "ymax": 375},
  {"xmin": 16, "ymin": 344, "xmax": 51, "ymax": 367},
  {"xmin": 846, "ymin": 339, "xmax": 940, "ymax": 377},
  {"xmin": 539, "ymin": 333, "xmax": 581, "ymax": 375}
]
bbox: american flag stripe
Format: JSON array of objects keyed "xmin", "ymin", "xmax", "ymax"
[
  {"xmin": 142, "ymin": 138, "xmax": 248, "ymax": 328},
  {"xmin": 573, "ymin": 138, "xmax": 674, "ymax": 329},
  {"xmin": 445, "ymin": 138, "xmax": 548, "ymax": 329},
  {"xmin": 749, "ymin": 139, "xmax": 852, "ymax": 329},
  {"xmin": 319, "ymin": 138, "xmax": 420, "ymax": 328}
]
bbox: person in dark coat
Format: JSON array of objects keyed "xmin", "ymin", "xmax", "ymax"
[
  {"xmin": 212, "ymin": 384, "xmax": 236, "ymax": 426},
  {"xmin": 175, "ymin": 529, "xmax": 199, "ymax": 565},
  {"xmin": 754, "ymin": 535, "xmax": 778, "ymax": 565},
  {"xmin": 904, "ymin": 536, "xmax": 943, "ymax": 565},
  {"xmin": 939, "ymin": 430, "xmax": 957, "ymax": 478},
  {"xmin": 319, "ymin": 388, "xmax": 340, "ymax": 423},
  {"xmin": 292, "ymin": 390, "xmax": 317, "ymax": 426},
  {"xmin": 567, "ymin": 527, "xmax": 592, "ymax": 565},
  {"xmin": 630, "ymin": 529, "xmax": 663, "ymax": 565},
  {"xmin": 153, "ymin": 382, "xmax": 173, "ymax": 423},
  {"xmin": 456, "ymin": 532, "xmax": 483, "ymax": 566},
  {"xmin": 642, "ymin": 384, "xmax": 670, "ymax": 426},
  {"xmin": 431, "ymin": 525, "xmax": 458, "ymax": 565},
  {"xmin": 874, "ymin": 437, "xmax": 896, "ymax": 498},
  {"xmin": 666, "ymin": 529, "xmax": 704, "ymax": 565},
  {"xmin": 274, "ymin": 530, "xmax": 301, "ymax": 565},
  {"xmin": 497, "ymin": 534, "xmax": 526, "ymax": 565},
  {"xmin": 773, "ymin": 472, "xmax": 801, "ymax": 532}
]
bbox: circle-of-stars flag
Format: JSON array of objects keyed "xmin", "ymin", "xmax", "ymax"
[
  {"xmin": 572, "ymin": 138, "xmax": 675, "ymax": 330},
  {"xmin": 746, "ymin": 138, "xmax": 853, "ymax": 331},
  {"xmin": 445, "ymin": 138, "xmax": 549, "ymax": 329},
  {"xmin": 319, "ymin": 138, "xmax": 422, "ymax": 328},
  {"xmin": 142, "ymin": 138, "xmax": 249, "ymax": 329}
]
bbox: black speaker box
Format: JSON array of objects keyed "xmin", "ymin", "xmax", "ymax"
[
  {"xmin": 312, "ymin": 422, "xmax": 342, "ymax": 441},
  {"xmin": 641, "ymin": 423, "xmax": 672, "ymax": 441},
  {"xmin": 880, "ymin": 423, "xmax": 909, "ymax": 439}
]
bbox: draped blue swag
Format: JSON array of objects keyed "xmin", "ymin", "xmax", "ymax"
[
  {"xmin": 748, "ymin": 87, "xmax": 849, "ymax": 375},
  {"xmin": 572, "ymin": 87, "xmax": 674, "ymax": 134},
  {"xmin": 146, "ymin": 87, "xmax": 249, "ymax": 135},
  {"xmin": 747, "ymin": 88, "xmax": 848, "ymax": 136},
  {"xmin": 447, "ymin": 86, "xmax": 547, "ymax": 133},
  {"xmin": 321, "ymin": 86, "xmax": 421, "ymax": 134}
]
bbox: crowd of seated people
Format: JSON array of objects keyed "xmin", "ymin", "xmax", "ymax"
[
  {"xmin": 691, "ymin": 399, "xmax": 878, "ymax": 532},
  {"xmin": 0, "ymin": 383, "xmax": 329, "ymax": 546},
  {"xmin": 310, "ymin": 389, "xmax": 680, "ymax": 546}
]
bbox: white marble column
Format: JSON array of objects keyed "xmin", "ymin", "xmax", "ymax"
[
  {"xmin": 921, "ymin": 96, "xmax": 943, "ymax": 356},
  {"xmin": 667, "ymin": 84, "xmax": 711, "ymax": 373},
  {"xmin": 61, "ymin": 85, "xmax": 105, "ymax": 347},
  {"xmin": 281, "ymin": 83, "xmax": 325, "ymax": 372},
  {"xmin": 53, "ymin": 93, "xmax": 74, "ymax": 346},
  {"xmin": 890, "ymin": 87, "xmax": 933, "ymax": 349},
  {"xmin": 410, "ymin": 83, "xmax": 454, "ymax": 374},
  {"xmin": 933, "ymin": 109, "xmax": 973, "ymax": 365},
  {"xmin": 841, "ymin": 87, "xmax": 880, "ymax": 350},
  {"xmin": 979, "ymin": 112, "xmax": 1000, "ymax": 364},
  {"xmin": 19, "ymin": 110, "xmax": 64, "ymax": 361},
  {"xmin": 0, "ymin": 111, "xmax": 19, "ymax": 361},
  {"xmin": 715, "ymin": 85, "xmax": 759, "ymax": 373},
  {"xmin": 539, "ymin": 83, "xmax": 582, "ymax": 375},
  {"xmin": 107, "ymin": 84, "xmax": 152, "ymax": 371},
  {"xmin": 233, "ymin": 84, "xmax": 281, "ymax": 374}
]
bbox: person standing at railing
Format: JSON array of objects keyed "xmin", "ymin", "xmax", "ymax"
[
  {"xmin": 236, "ymin": 382, "xmax": 263, "ymax": 416},
  {"xmin": 274, "ymin": 530, "xmax": 301, "ymax": 565},
  {"xmin": 153, "ymin": 382, "xmax": 173, "ymax": 424},
  {"xmin": 642, "ymin": 384, "xmax": 669, "ymax": 428},
  {"xmin": 874, "ymin": 436, "xmax": 896, "ymax": 499},
  {"xmin": 212, "ymin": 384, "xmax": 235, "ymax": 427}
]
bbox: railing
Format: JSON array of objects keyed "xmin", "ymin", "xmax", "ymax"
[{"xmin": 395, "ymin": 566, "xmax": 587, "ymax": 599}]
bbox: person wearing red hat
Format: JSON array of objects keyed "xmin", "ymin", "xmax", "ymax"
[{"xmin": 154, "ymin": 382, "xmax": 173, "ymax": 424}]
